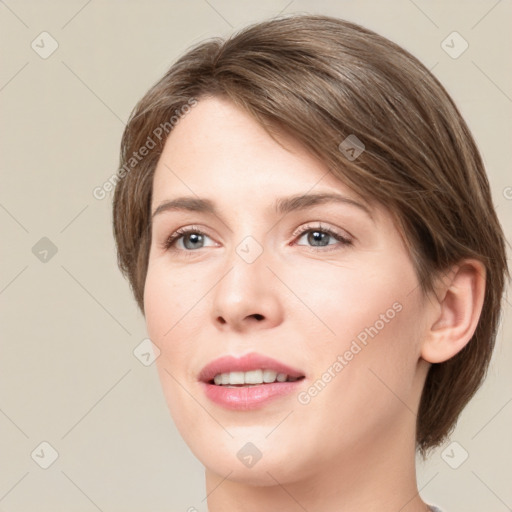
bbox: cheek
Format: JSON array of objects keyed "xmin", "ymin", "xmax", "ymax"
[
  {"xmin": 310, "ymin": 285, "xmax": 423, "ymax": 432},
  {"xmin": 143, "ymin": 264, "xmax": 195, "ymax": 378},
  {"xmin": 294, "ymin": 304, "xmax": 422, "ymax": 459},
  {"xmin": 292, "ymin": 253, "xmax": 423, "ymax": 410},
  {"xmin": 284, "ymin": 252, "xmax": 416, "ymax": 347},
  {"xmin": 143, "ymin": 261, "xmax": 197, "ymax": 339},
  {"xmin": 144, "ymin": 264, "xmax": 203, "ymax": 437}
]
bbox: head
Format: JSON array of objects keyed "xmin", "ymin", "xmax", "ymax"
[{"xmin": 112, "ymin": 13, "xmax": 508, "ymax": 481}]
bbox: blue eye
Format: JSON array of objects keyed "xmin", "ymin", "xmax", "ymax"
[
  {"xmin": 294, "ymin": 225, "xmax": 352, "ymax": 249},
  {"xmin": 163, "ymin": 227, "xmax": 214, "ymax": 251},
  {"xmin": 162, "ymin": 223, "xmax": 352, "ymax": 254},
  {"xmin": 300, "ymin": 230, "xmax": 331, "ymax": 247},
  {"xmin": 177, "ymin": 232, "xmax": 207, "ymax": 250}
]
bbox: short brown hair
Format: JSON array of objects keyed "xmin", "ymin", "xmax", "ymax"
[{"xmin": 112, "ymin": 14, "xmax": 509, "ymax": 455}]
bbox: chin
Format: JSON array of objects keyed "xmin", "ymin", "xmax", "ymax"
[
  {"xmin": 203, "ymin": 456, "xmax": 305, "ymax": 487},
  {"xmin": 196, "ymin": 434, "xmax": 316, "ymax": 487}
]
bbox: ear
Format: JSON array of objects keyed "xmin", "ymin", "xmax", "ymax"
[{"xmin": 421, "ymin": 259, "xmax": 486, "ymax": 363}]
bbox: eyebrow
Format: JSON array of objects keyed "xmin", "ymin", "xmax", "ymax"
[{"xmin": 151, "ymin": 192, "xmax": 373, "ymax": 221}]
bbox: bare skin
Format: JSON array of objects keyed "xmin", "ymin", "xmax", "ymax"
[{"xmin": 144, "ymin": 96, "xmax": 485, "ymax": 512}]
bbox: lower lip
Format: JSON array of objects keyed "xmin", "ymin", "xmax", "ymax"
[{"xmin": 201, "ymin": 380, "xmax": 304, "ymax": 410}]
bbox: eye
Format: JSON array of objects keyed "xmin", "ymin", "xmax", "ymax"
[
  {"xmin": 160, "ymin": 223, "xmax": 352, "ymax": 254},
  {"xmin": 293, "ymin": 223, "xmax": 352, "ymax": 249},
  {"xmin": 162, "ymin": 226, "xmax": 216, "ymax": 252}
]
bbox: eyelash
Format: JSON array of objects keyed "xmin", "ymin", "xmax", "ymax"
[{"xmin": 161, "ymin": 223, "xmax": 352, "ymax": 255}]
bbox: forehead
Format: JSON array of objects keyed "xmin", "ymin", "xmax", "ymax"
[{"xmin": 151, "ymin": 96, "xmax": 369, "ymax": 209}]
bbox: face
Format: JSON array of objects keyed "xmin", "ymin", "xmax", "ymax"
[{"xmin": 144, "ymin": 96, "xmax": 430, "ymax": 485}]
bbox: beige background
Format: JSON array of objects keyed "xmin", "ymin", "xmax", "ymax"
[{"xmin": 1, "ymin": 1, "xmax": 511, "ymax": 511}]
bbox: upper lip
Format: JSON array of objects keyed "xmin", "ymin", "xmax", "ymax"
[{"xmin": 198, "ymin": 352, "xmax": 305, "ymax": 383}]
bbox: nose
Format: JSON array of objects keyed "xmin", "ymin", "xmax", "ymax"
[{"xmin": 210, "ymin": 244, "xmax": 284, "ymax": 332}]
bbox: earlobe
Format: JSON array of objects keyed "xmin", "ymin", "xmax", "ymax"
[{"xmin": 421, "ymin": 260, "xmax": 486, "ymax": 364}]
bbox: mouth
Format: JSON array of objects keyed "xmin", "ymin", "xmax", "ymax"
[
  {"xmin": 208, "ymin": 370, "xmax": 305, "ymax": 387},
  {"xmin": 198, "ymin": 352, "xmax": 305, "ymax": 384},
  {"xmin": 198, "ymin": 352, "xmax": 306, "ymax": 410}
]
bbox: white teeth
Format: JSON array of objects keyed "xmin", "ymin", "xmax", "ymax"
[
  {"xmin": 262, "ymin": 369, "xmax": 277, "ymax": 383},
  {"xmin": 244, "ymin": 369, "xmax": 263, "ymax": 384},
  {"xmin": 211, "ymin": 369, "xmax": 301, "ymax": 386},
  {"xmin": 229, "ymin": 371, "xmax": 245, "ymax": 385}
]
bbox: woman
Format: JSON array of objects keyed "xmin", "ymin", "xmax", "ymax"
[{"xmin": 112, "ymin": 14, "xmax": 508, "ymax": 512}]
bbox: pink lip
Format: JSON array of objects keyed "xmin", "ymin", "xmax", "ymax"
[
  {"xmin": 198, "ymin": 352, "xmax": 306, "ymax": 411},
  {"xmin": 198, "ymin": 352, "xmax": 305, "ymax": 383},
  {"xmin": 201, "ymin": 380, "xmax": 304, "ymax": 410}
]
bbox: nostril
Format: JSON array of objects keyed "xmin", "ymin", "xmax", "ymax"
[{"xmin": 252, "ymin": 314, "xmax": 264, "ymax": 321}]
